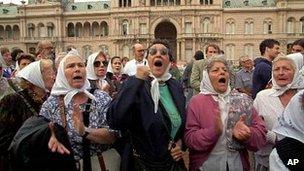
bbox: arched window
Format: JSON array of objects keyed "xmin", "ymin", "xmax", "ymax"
[
  {"xmin": 92, "ymin": 22, "xmax": 99, "ymax": 36},
  {"xmin": 244, "ymin": 44, "xmax": 254, "ymax": 58},
  {"xmin": 5, "ymin": 25, "xmax": 12, "ymax": 39},
  {"xmin": 122, "ymin": 20, "xmax": 129, "ymax": 35},
  {"xmin": 122, "ymin": 45, "xmax": 130, "ymax": 58},
  {"xmin": 37, "ymin": 23, "xmax": 45, "ymax": 37},
  {"xmin": 202, "ymin": 17, "xmax": 210, "ymax": 33},
  {"xmin": 47, "ymin": 22, "xmax": 54, "ymax": 37},
  {"xmin": 12, "ymin": 25, "xmax": 20, "ymax": 40},
  {"xmin": 300, "ymin": 17, "xmax": 304, "ymax": 33},
  {"xmin": 244, "ymin": 18, "xmax": 253, "ymax": 34},
  {"xmin": 82, "ymin": 45, "xmax": 92, "ymax": 59},
  {"xmin": 263, "ymin": 18, "xmax": 272, "ymax": 34},
  {"xmin": 100, "ymin": 21, "xmax": 109, "ymax": 36},
  {"xmin": 226, "ymin": 19, "xmax": 235, "ymax": 34},
  {"xmin": 27, "ymin": 23, "xmax": 35, "ymax": 37},
  {"xmin": 225, "ymin": 44, "xmax": 235, "ymax": 60},
  {"xmin": 67, "ymin": 23, "xmax": 75, "ymax": 37},
  {"xmin": 99, "ymin": 45, "xmax": 109, "ymax": 54},
  {"xmin": 287, "ymin": 17, "xmax": 295, "ymax": 33},
  {"xmin": 200, "ymin": 0, "xmax": 213, "ymax": 5},
  {"xmin": 0, "ymin": 25, "xmax": 4, "ymax": 40},
  {"xmin": 75, "ymin": 22, "xmax": 82, "ymax": 37},
  {"xmin": 83, "ymin": 22, "xmax": 91, "ymax": 37}
]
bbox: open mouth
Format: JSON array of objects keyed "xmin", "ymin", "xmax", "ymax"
[
  {"xmin": 154, "ymin": 60, "xmax": 163, "ymax": 67},
  {"xmin": 73, "ymin": 76, "xmax": 83, "ymax": 80},
  {"xmin": 219, "ymin": 78, "xmax": 226, "ymax": 83}
]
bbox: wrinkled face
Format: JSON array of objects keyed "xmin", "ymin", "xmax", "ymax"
[
  {"xmin": 208, "ymin": 62, "xmax": 230, "ymax": 94},
  {"xmin": 267, "ymin": 44, "xmax": 280, "ymax": 60},
  {"xmin": 19, "ymin": 59, "xmax": 32, "ymax": 70},
  {"xmin": 64, "ymin": 56, "xmax": 86, "ymax": 89},
  {"xmin": 206, "ymin": 46, "xmax": 219, "ymax": 58},
  {"xmin": 42, "ymin": 65, "xmax": 56, "ymax": 91},
  {"xmin": 292, "ymin": 45, "xmax": 304, "ymax": 53},
  {"xmin": 111, "ymin": 58, "xmax": 122, "ymax": 74},
  {"xmin": 147, "ymin": 44, "xmax": 170, "ymax": 78},
  {"xmin": 93, "ymin": 55, "xmax": 108, "ymax": 78},
  {"xmin": 134, "ymin": 44, "xmax": 145, "ymax": 62},
  {"xmin": 241, "ymin": 59, "xmax": 253, "ymax": 70},
  {"xmin": 2, "ymin": 52, "xmax": 12, "ymax": 65},
  {"xmin": 273, "ymin": 60, "xmax": 295, "ymax": 87}
]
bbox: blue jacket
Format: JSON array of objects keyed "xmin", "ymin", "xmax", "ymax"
[{"xmin": 252, "ymin": 58, "xmax": 272, "ymax": 99}]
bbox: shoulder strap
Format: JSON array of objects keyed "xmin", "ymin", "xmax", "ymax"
[{"xmin": 82, "ymin": 88, "xmax": 95, "ymax": 171}]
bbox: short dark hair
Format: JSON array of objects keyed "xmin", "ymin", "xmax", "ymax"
[
  {"xmin": 11, "ymin": 48, "xmax": 24, "ymax": 61},
  {"xmin": 194, "ymin": 50, "xmax": 204, "ymax": 60},
  {"xmin": 17, "ymin": 53, "xmax": 35, "ymax": 65},
  {"xmin": 110, "ymin": 56, "xmax": 121, "ymax": 64},
  {"xmin": 147, "ymin": 39, "xmax": 174, "ymax": 61},
  {"xmin": 259, "ymin": 39, "xmax": 280, "ymax": 55},
  {"xmin": 292, "ymin": 38, "xmax": 304, "ymax": 48},
  {"xmin": 205, "ymin": 44, "xmax": 220, "ymax": 54}
]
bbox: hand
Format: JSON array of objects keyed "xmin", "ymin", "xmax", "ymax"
[
  {"xmin": 136, "ymin": 65, "xmax": 151, "ymax": 80},
  {"xmin": 233, "ymin": 115, "xmax": 251, "ymax": 141},
  {"xmin": 72, "ymin": 103, "xmax": 85, "ymax": 136},
  {"xmin": 169, "ymin": 140, "xmax": 183, "ymax": 161},
  {"xmin": 48, "ymin": 122, "xmax": 70, "ymax": 154},
  {"xmin": 214, "ymin": 109, "xmax": 223, "ymax": 136},
  {"xmin": 101, "ymin": 83, "xmax": 110, "ymax": 93}
]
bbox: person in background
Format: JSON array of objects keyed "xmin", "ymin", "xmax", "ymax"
[
  {"xmin": 190, "ymin": 44, "xmax": 220, "ymax": 95},
  {"xmin": 36, "ymin": 40, "xmax": 55, "ymax": 60},
  {"xmin": 106, "ymin": 56, "xmax": 128, "ymax": 98},
  {"xmin": 10, "ymin": 48, "xmax": 23, "ymax": 63},
  {"xmin": 121, "ymin": 56, "xmax": 129, "ymax": 67},
  {"xmin": 12, "ymin": 53, "xmax": 36, "ymax": 77},
  {"xmin": 252, "ymin": 39, "xmax": 280, "ymax": 99},
  {"xmin": 0, "ymin": 46, "xmax": 14, "ymax": 78},
  {"xmin": 86, "ymin": 51, "xmax": 111, "ymax": 94},
  {"xmin": 254, "ymin": 54, "xmax": 304, "ymax": 171},
  {"xmin": 291, "ymin": 38, "xmax": 304, "ymax": 54},
  {"xmin": 123, "ymin": 43, "xmax": 147, "ymax": 76},
  {"xmin": 184, "ymin": 56, "xmax": 266, "ymax": 171},
  {"xmin": 0, "ymin": 62, "xmax": 15, "ymax": 100},
  {"xmin": 0, "ymin": 59, "xmax": 55, "ymax": 171},
  {"xmin": 269, "ymin": 89, "xmax": 304, "ymax": 171},
  {"xmin": 108, "ymin": 39, "xmax": 186, "ymax": 170},
  {"xmin": 169, "ymin": 58, "xmax": 182, "ymax": 82},
  {"xmin": 183, "ymin": 50, "xmax": 204, "ymax": 104},
  {"xmin": 39, "ymin": 51, "xmax": 115, "ymax": 171},
  {"xmin": 235, "ymin": 56, "xmax": 254, "ymax": 97}
]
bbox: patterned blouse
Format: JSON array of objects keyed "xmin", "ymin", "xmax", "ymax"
[{"xmin": 39, "ymin": 90, "xmax": 112, "ymax": 161}]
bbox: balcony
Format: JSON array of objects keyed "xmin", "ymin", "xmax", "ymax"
[{"xmin": 23, "ymin": 36, "xmax": 59, "ymax": 43}]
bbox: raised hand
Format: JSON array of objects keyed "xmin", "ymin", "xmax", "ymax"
[
  {"xmin": 233, "ymin": 115, "xmax": 251, "ymax": 141},
  {"xmin": 72, "ymin": 103, "xmax": 85, "ymax": 136},
  {"xmin": 214, "ymin": 109, "xmax": 223, "ymax": 136},
  {"xmin": 136, "ymin": 65, "xmax": 151, "ymax": 80}
]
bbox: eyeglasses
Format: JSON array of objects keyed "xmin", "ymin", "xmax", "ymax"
[
  {"xmin": 148, "ymin": 47, "xmax": 168, "ymax": 56},
  {"xmin": 93, "ymin": 60, "xmax": 108, "ymax": 67}
]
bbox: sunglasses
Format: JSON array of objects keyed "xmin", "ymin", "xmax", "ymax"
[
  {"xmin": 148, "ymin": 47, "xmax": 168, "ymax": 56},
  {"xmin": 93, "ymin": 60, "xmax": 108, "ymax": 67}
]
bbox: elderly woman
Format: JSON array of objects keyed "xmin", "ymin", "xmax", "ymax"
[
  {"xmin": 107, "ymin": 39, "xmax": 186, "ymax": 170},
  {"xmin": 269, "ymin": 89, "xmax": 304, "ymax": 171},
  {"xmin": 39, "ymin": 50, "xmax": 115, "ymax": 170},
  {"xmin": 184, "ymin": 56, "xmax": 267, "ymax": 171},
  {"xmin": 106, "ymin": 56, "xmax": 128, "ymax": 98},
  {"xmin": 86, "ymin": 51, "xmax": 110, "ymax": 93},
  {"xmin": 0, "ymin": 59, "xmax": 55, "ymax": 171},
  {"xmin": 253, "ymin": 53, "xmax": 304, "ymax": 171}
]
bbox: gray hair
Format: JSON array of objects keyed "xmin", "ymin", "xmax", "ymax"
[
  {"xmin": 272, "ymin": 56, "xmax": 296, "ymax": 71},
  {"xmin": 205, "ymin": 55, "xmax": 229, "ymax": 73}
]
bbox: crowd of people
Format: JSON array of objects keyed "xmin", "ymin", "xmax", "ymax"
[{"xmin": 0, "ymin": 38, "xmax": 303, "ymax": 171}]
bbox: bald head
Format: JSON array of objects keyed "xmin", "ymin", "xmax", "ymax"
[{"xmin": 133, "ymin": 43, "xmax": 145, "ymax": 62}]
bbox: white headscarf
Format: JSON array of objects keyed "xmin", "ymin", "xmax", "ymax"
[
  {"xmin": 271, "ymin": 53, "xmax": 304, "ymax": 96},
  {"xmin": 51, "ymin": 49, "xmax": 96, "ymax": 107},
  {"xmin": 16, "ymin": 60, "xmax": 48, "ymax": 92},
  {"xmin": 86, "ymin": 52, "xmax": 100, "ymax": 80},
  {"xmin": 200, "ymin": 70, "xmax": 231, "ymax": 101},
  {"xmin": 150, "ymin": 63, "xmax": 172, "ymax": 113},
  {"xmin": 273, "ymin": 89, "xmax": 304, "ymax": 143}
]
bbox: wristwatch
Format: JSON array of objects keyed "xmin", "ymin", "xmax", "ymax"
[{"xmin": 82, "ymin": 127, "xmax": 90, "ymax": 138}]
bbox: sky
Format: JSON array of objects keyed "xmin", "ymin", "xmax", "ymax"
[{"xmin": 1, "ymin": 0, "xmax": 106, "ymax": 5}]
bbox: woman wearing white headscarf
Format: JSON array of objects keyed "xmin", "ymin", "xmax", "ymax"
[
  {"xmin": 253, "ymin": 54, "xmax": 304, "ymax": 171},
  {"xmin": 39, "ymin": 50, "xmax": 115, "ymax": 170},
  {"xmin": 269, "ymin": 89, "xmax": 304, "ymax": 171},
  {"xmin": 184, "ymin": 56, "xmax": 266, "ymax": 171},
  {"xmin": 86, "ymin": 51, "xmax": 110, "ymax": 93},
  {"xmin": 0, "ymin": 59, "xmax": 55, "ymax": 171}
]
